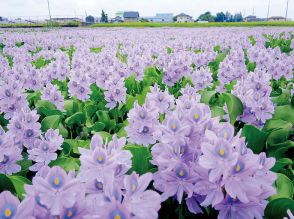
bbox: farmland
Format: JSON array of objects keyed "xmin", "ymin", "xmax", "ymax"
[{"xmin": 0, "ymin": 27, "xmax": 294, "ymax": 219}]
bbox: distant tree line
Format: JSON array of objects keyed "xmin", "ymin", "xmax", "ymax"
[
  {"xmin": 86, "ymin": 10, "xmax": 108, "ymax": 24},
  {"xmin": 198, "ymin": 11, "xmax": 243, "ymax": 22}
]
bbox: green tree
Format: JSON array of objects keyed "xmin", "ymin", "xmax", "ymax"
[
  {"xmin": 198, "ymin": 11, "xmax": 215, "ymax": 22},
  {"xmin": 101, "ymin": 10, "xmax": 107, "ymax": 23},
  {"xmin": 215, "ymin": 12, "xmax": 226, "ymax": 22},
  {"xmin": 234, "ymin": 13, "xmax": 243, "ymax": 22}
]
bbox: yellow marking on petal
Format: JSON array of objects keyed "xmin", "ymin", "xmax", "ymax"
[
  {"xmin": 140, "ymin": 112, "xmax": 145, "ymax": 118},
  {"xmin": 179, "ymin": 170, "xmax": 184, "ymax": 177},
  {"xmin": 194, "ymin": 113, "xmax": 199, "ymax": 120},
  {"xmin": 98, "ymin": 156, "xmax": 103, "ymax": 162},
  {"xmin": 54, "ymin": 177, "xmax": 59, "ymax": 185},
  {"xmin": 224, "ymin": 132, "xmax": 228, "ymax": 139},
  {"xmin": 98, "ymin": 183, "xmax": 103, "ymax": 189},
  {"xmin": 171, "ymin": 124, "xmax": 177, "ymax": 130},
  {"xmin": 5, "ymin": 208, "xmax": 11, "ymax": 217},
  {"xmin": 235, "ymin": 165, "xmax": 241, "ymax": 172},
  {"xmin": 67, "ymin": 210, "xmax": 73, "ymax": 218},
  {"xmin": 114, "ymin": 214, "xmax": 121, "ymax": 219},
  {"xmin": 219, "ymin": 149, "xmax": 225, "ymax": 156}
]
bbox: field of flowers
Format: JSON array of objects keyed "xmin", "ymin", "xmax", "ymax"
[{"xmin": 0, "ymin": 27, "xmax": 294, "ymax": 219}]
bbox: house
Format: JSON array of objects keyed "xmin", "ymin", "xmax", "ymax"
[
  {"xmin": 268, "ymin": 16, "xmax": 286, "ymax": 21},
  {"xmin": 123, "ymin": 11, "xmax": 140, "ymax": 22},
  {"xmin": 51, "ymin": 18, "xmax": 83, "ymax": 23},
  {"xmin": 110, "ymin": 16, "xmax": 124, "ymax": 23},
  {"xmin": 175, "ymin": 13, "xmax": 193, "ymax": 23},
  {"xmin": 244, "ymin": 15, "xmax": 258, "ymax": 22},
  {"xmin": 116, "ymin": 11, "xmax": 125, "ymax": 19},
  {"xmin": 146, "ymin": 13, "xmax": 174, "ymax": 22}
]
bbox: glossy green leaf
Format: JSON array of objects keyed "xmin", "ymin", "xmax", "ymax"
[
  {"xmin": 222, "ymin": 93, "xmax": 243, "ymax": 124},
  {"xmin": 65, "ymin": 112, "xmax": 85, "ymax": 126},
  {"xmin": 265, "ymin": 198, "xmax": 294, "ymax": 218},
  {"xmin": 7, "ymin": 175, "xmax": 31, "ymax": 199},
  {"xmin": 272, "ymin": 105, "xmax": 294, "ymax": 125},
  {"xmin": 241, "ymin": 124, "xmax": 269, "ymax": 153},
  {"xmin": 49, "ymin": 157, "xmax": 80, "ymax": 172},
  {"xmin": 41, "ymin": 115, "xmax": 61, "ymax": 132},
  {"xmin": 271, "ymin": 158, "xmax": 293, "ymax": 172},
  {"xmin": 124, "ymin": 144, "xmax": 152, "ymax": 175},
  {"xmin": 269, "ymin": 173, "xmax": 294, "ymax": 201}
]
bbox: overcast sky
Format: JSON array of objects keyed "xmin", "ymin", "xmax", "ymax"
[{"xmin": 0, "ymin": 0, "xmax": 293, "ymax": 20}]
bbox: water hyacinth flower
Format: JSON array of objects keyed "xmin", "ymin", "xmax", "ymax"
[
  {"xmin": 42, "ymin": 83, "xmax": 65, "ymax": 111},
  {"xmin": 87, "ymin": 172, "xmax": 161, "ymax": 219},
  {"xmin": 29, "ymin": 166, "xmax": 82, "ymax": 216},
  {"xmin": 78, "ymin": 133, "xmax": 132, "ymax": 195},
  {"xmin": 68, "ymin": 70, "xmax": 91, "ymax": 102},
  {"xmin": 125, "ymin": 101, "xmax": 159, "ymax": 146},
  {"xmin": 28, "ymin": 128, "xmax": 64, "ymax": 171},
  {"xmin": 191, "ymin": 67, "xmax": 213, "ymax": 91},
  {"xmin": 7, "ymin": 108, "xmax": 41, "ymax": 149},
  {"xmin": 104, "ymin": 78, "xmax": 127, "ymax": 109},
  {"xmin": 233, "ymin": 69, "xmax": 274, "ymax": 127},
  {"xmin": 0, "ymin": 81, "xmax": 28, "ymax": 119},
  {"xmin": 146, "ymin": 84, "xmax": 174, "ymax": 114}
]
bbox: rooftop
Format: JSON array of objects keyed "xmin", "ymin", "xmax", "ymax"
[{"xmin": 123, "ymin": 11, "xmax": 139, "ymax": 18}]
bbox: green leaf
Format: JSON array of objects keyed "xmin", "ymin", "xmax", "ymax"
[
  {"xmin": 58, "ymin": 123, "xmax": 68, "ymax": 138},
  {"xmin": 49, "ymin": 157, "xmax": 80, "ymax": 172},
  {"xmin": 117, "ymin": 126, "xmax": 127, "ymax": 138},
  {"xmin": 0, "ymin": 174, "xmax": 15, "ymax": 193},
  {"xmin": 271, "ymin": 158, "xmax": 293, "ymax": 172},
  {"xmin": 267, "ymin": 126, "xmax": 292, "ymax": 146},
  {"xmin": 64, "ymin": 100, "xmax": 78, "ymax": 116},
  {"xmin": 125, "ymin": 95, "xmax": 136, "ymax": 111},
  {"xmin": 64, "ymin": 139, "xmax": 90, "ymax": 154},
  {"xmin": 263, "ymin": 119, "xmax": 292, "ymax": 132},
  {"xmin": 65, "ymin": 112, "xmax": 85, "ymax": 126},
  {"xmin": 16, "ymin": 153, "xmax": 32, "ymax": 176},
  {"xmin": 265, "ymin": 198, "xmax": 294, "ymax": 218},
  {"xmin": 41, "ymin": 115, "xmax": 61, "ymax": 132},
  {"xmin": 124, "ymin": 144, "xmax": 153, "ymax": 175},
  {"xmin": 273, "ymin": 141, "xmax": 294, "ymax": 159},
  {"xmin": 269, "ymin": 173, "xmax": 294, "ymax": 201},
  {"xmin": 96, "ymin": 131, "xmax": 112, "ymax": 142},
  {"xmin": 222, "ymin": 93, "xmax": 243, "ymax": 124},
  {"xmin": 36, "ymin": 100, "xmax": 62, "ymax": 116},
  {"xmin": 36, "ymin": 100, "xmax": 56, "ymax": 111},
  {"xmin": 241, "ymin": 125, "xmax": 269, "ymax": 153},
  {"xmin": 272, "ymin": 105, "xmax": 294, "ymax": 125},
  {"xmin": 89, "ymin": 122, "xmax": 105, "ymax": 132},
  {"xmin": 96, "ymin": 110, "xmax": 112, "ymax": 129},
  {"xmin": 7, "ymin": 175, "xmax": 31, "ymax": 200},
  {"xmin": 200, "ymin": 91, "xmax": 216, "ymax": 105},
  {"xmin": 210, "ymin": 106, "xmax": 225, "ymax": 118}
]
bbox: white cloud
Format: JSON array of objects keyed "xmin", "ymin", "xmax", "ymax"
[{"xmin": 0, "ymin": 0, "xmax": 293, "ymax": 20}]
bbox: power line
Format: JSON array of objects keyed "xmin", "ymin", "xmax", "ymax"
[
  {"xmin": 267, "ymin": 0, "xmax": 270, "ymax": 20},
  {"xmin": 47, "ymin": 0, "xmax": 52, "ymax": 26},
  {"xmin": 285, "ymin": 0, "xmax": 289, "ymax": 21}
]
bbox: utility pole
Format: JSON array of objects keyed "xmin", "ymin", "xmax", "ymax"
[
  {"xmin": 285, "ymin": 0, "xmax": 289, "ymax": 21},
  {"xmin": 47, "ymin": 0, "xmax": 52, "ymax": 27},
  {"xmin": 267, "ymin": 0, "xmax": 270, "ymax": 20}
]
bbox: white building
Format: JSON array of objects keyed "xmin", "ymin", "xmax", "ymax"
[
  {"xmin": 146, "ymin": 13, "xmax": 174, "ymax": 22},
  {"xmin": 175, "ymin": 13, "xmax": 193, "ymax": 23}
]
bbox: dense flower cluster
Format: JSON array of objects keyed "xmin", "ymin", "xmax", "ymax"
[
  {"xmin": 233, "ymin": 69, "xmax": 274, "ymax": 127},
  {"xmin": 151, "ymin": 98, "xmax": 276, "ymax": 219},
  {"xmin": 0, "ymin": 27, "xmax": 293, "ymax": 219}
]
